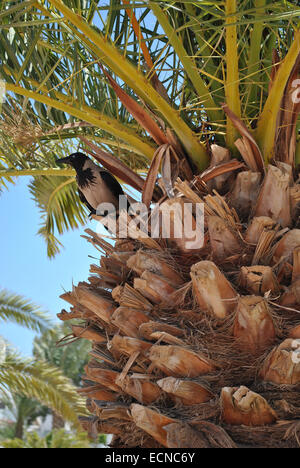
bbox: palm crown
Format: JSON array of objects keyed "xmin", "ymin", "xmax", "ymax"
[{"xmin": 0, "ymin": 0, "xmax": 299, "ymax": 256}]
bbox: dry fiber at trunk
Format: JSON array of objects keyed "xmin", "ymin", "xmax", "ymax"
[{"xmin": 58, "ymin": 155, "xmax": 300, "ymax": 448}]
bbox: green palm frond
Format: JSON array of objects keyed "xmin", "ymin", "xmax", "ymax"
[
  {"xmin": 0, "ymin": 291, "xmax": 87, "ymax": 429},
  {"xmin": 0, "ymin": 0, "xmax": 299, "ymax": 256},
  {"xmin": 0, "ymin": 289, "xmax": 52, "ymax": 333},
  {"xmin": 0, "ymin": 354, "xmax": 87, "ymax": 428},
  {"xmin": 29, "ymin": 175, "xmax": 88, "ymax": 258},
  {"xmin": 0, "ymin": 138, "xmax": 87, "ymax": 259},
  {"xmin": 33, "ymin": 324, "xmax": 91, "ymax": 386},
  {"xmin": 1, "ymin": 429, "xmax": 93, "ymax": 448},
  {"xmin": 2, "ymin": 393, "xmax": 48, "ymax": 426}
]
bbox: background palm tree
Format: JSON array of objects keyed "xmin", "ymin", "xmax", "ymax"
[
  {"xmin": 0, "ymin": 289, "xmax": 51, "ymax": 333},
  {"xmin": 33, "ymin": 324, "xmax": 91, "ymax": 428},
  {"xmin": 0, "ymin": 394, "xmax": 48, "ymax": 439},
  {"xmin": 1, "ymin": 428, "xmax": 93, "ymax": 448},
  {"xmin": 33, "ymin": 324, "xmax": 91, "ymax": 387},
  {"xmin": 0, "ymin": 324, "xmax": 91, "ymax": 438},
  {"xmin": 0, "ymin": 289, "xmax": 87, "ymax": 433}
]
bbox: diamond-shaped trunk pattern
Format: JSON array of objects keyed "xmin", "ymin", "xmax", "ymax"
[{"xmin": 59, "ymin": 162, "xmax": 300, "ymax": 448}]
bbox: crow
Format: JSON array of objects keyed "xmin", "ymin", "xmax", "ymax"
[{"xmin": 57, "ymin": 152, "xmax": 127, "ymax": 218}]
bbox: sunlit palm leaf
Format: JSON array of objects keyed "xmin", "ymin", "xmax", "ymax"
[
  {"xmin": 33, "ymin": 323, "xmax": 91, "ymax": 386},
  {"xmin": 0, "ymin": 289, "xmax": 52, "ymax": 333},
  {"xmin": 0, "ymin": 354, "xmax": 87, "ymax": 428},
  {"xmin": 0, "ymin": 0, "xmax": 299, "ymax": 257},
  {"xmin": 1, "ymin": 429, "xmax": 92, "ymax": 448},
  {"xmin": 29, "ymin": 176, "xmax": 88, "ymax": 258}
]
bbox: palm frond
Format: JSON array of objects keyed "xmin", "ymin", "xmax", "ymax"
[
  {"xmin": 33, "ymin": 323, "xmax": 91, "ymax": 386},
  {"xmin": 0, "ymin": 355, "xmax": 87, "ymax": 428},
  {"xmin": 1, "ymin": 429, "xmax": 93, "ymax": 448},
  {"xmin": 0, "ymin": 289, "xmax": 52, "ymax": 333},
  {"xmin": 28, "ymin": 175, "xmax": 88, "ymax": 258},
  {"xmin": 0, "ymin": 0, "xmax": 299, "ymax": 255}
]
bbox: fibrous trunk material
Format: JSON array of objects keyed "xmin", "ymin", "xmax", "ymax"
[{"xmin": 59, "ymin": 163, "xmax": 300, "ymax": 448}]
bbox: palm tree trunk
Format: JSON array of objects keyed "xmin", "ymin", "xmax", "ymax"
[
  {"xmin": 52, "ymin": 411, "xmax": 65, "ymax": 430},
  {"xmin": 14, "ymin": 416, "xmax": 24, "ymax": 440}
]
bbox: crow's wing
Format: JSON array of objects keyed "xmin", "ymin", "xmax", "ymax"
[
  {"xmin": 99, "ymin": 170, "xmax": 131, "ymax": 212},
  {"xmin": 78, "ymin": 188, "xmax": 96, "ymax": 215},
  {"xmin": 99, "ymin": 170, "xmax": 124, "ymax": 198}
]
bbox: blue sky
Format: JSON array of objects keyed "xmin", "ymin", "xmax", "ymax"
[{"xmin": 0, "ymin": 177, "xmax": 101, "ymax": 356}]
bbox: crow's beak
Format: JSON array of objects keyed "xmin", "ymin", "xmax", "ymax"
[{"xmin": 57, "ymin": 156, "xmax": 73, "ymax": 165}]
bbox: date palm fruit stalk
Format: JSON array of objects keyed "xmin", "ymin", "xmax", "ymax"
[{"xmin": 58, "ymin": 50, "xmax": 300, "ymax": 448}]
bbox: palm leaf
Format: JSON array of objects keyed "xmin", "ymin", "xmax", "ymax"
[
  {"xmin": 0, "ymin": 0, "xmax": 299, "ymax": 256},
  {"xmin": 224, "ymin": 0, "xmax": 241, "ymax": 149},
  {"xmin": 255, "ymin": 30, "xmax": 300, "ymax": 162},
  {"xmin": 0, "ymin": 354, "xmax": 87, "ymax": 428},
  {"xmin": 1, "ymin": 429, "xmax": 92, "ymax": 448},
  {"xmin": 28, "ymin": 176, "xmax": 88, "ymax": 258},
  {"xmin": 0, "ymin": 289, "xmax": 52, "ymax": 333}
]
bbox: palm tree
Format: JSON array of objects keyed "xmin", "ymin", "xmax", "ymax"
[
  {"xmin": 0, "ymin": 290, "xmax": 86, "ymax": 433},
  {"xmin": 1, "ymin": 428, "xmax": 92, "ymax": 448},
  {"xmin": 33, "ymin": 324, "xmax": 91, "ymax": 428},
  {"xmin": 1, "ymin": 0, "xmax": 299, "ymax": 256},
  {"xmin": 0, "ymin": 394, "xmax": 48, "ymax": 440},
  {"xmin": 1, "ymin": 0, "xmax": 300, "ymax": 448},
  {"xmin": 0, "ymin": 289, "xmax": 50, "ymax": 333},
  {"xmin": 33, "ymin": 324, "xmax": 91, "ymax": 387}
]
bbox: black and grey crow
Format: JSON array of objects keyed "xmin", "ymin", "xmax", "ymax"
[{"xmin": 57, "ymin": 152, "xmax": 127, "ymax": 217}]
